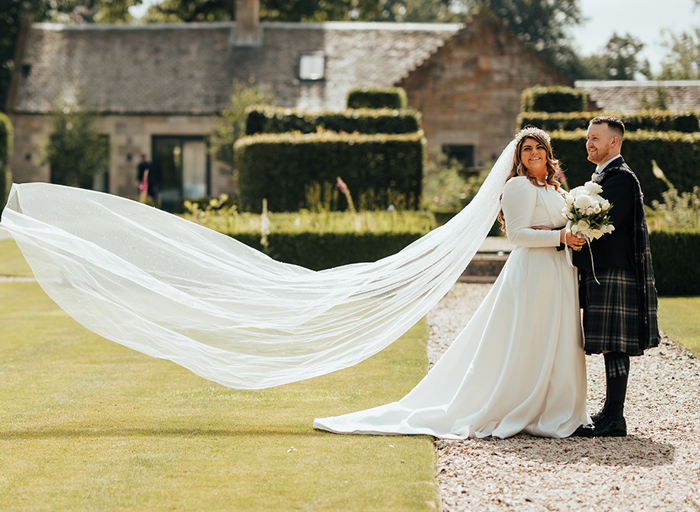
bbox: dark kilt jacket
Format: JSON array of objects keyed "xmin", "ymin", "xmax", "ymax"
[{"xmin": 572, "ymin": 156, "xmax": 660, "ymax": 355}]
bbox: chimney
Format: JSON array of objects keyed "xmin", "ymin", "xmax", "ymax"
[{"xmin": 234, "ymin": 0, "xmax": 261, "ymax": 46}]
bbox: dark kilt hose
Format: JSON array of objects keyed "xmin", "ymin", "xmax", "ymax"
[{"xmin": 573, "ymin": 157, "xmax": 659, "ymax": 379}]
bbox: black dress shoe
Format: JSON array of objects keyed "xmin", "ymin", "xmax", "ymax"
[
  {"xmin": 590, "ymin": 410, "xmax": 606, "ymax": 425},
  {"xmin": 573, "ymin": 417, "xmax": 627, "ymax": 437}
]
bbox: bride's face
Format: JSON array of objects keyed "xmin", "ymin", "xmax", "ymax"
[{"xmin": 520, "ymin": 138, "xmax": 548, "ymax": 176}]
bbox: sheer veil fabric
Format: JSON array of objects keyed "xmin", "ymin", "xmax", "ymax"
[{"xmin": 0, "ymin": 142, "xmax": 515, "ymax": 390}]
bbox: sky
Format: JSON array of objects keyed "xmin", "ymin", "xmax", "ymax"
[
  {"xmin": 130, "ymin": 0, "xmax": 698, "ymax": 78},
  {"xmin": 570, "ymin": 0, "xmax": 698, "ymax": 76}
]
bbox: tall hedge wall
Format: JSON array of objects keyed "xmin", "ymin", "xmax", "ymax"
[
  {"xmin": 245, "ymin": 106, "xmax": 420, "ymax": 135},
  {"xmin": 234, "ymin": 131, "xmax": 424, "ymax": 212},
  {"xmin": 521, "ymin": 86, "xmax": 587, "ymax": 113},
  {"xmin": 230, "ymin": 231, "xmax": 424, "ymax": 270},
  {"xmin": 0, "ymin": 113, "xmax": 12, "ymax": 210},
  {"xmin": 346, "ymin": 87, "xmax": 407, "ymax": 110},
  {"xmin": 649, "ymin": 231, "xmax": 700, "ymax": 296},
  {"xmin": 551, "ymin": 130, "xmax": 700, "ymax": 204},
  {"xmin": 519, "ymin": 110, "xmax": 699, "ymax": 133}
]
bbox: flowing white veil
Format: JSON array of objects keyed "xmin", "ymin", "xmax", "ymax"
[{"xmin": 0, "ymin": 141, "xmax": 515, "ymax": 389}]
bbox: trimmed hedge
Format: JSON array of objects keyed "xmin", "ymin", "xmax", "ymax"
[
  {"xmin": 521, "ymin": 86, "xmax": 587, "ymax": 113},
  {"xmin": 0, "ymin": 113, "xmax": 12, "ymax": 210},
  {"xmin": 649, "ymin": 230, "xmax": 700, "ymax": 296},
  {"xmin": 234, "ymin": 131, "xmax": 424, "ymax": 212},
  {"xmin": 550, "ymin": 130, "xmax": 700, "ymax": 204},
  {"xmin": 245, "ymin": 106, "xmax": 420, "ymax": 135},
  {"xmin": 347, "ymin": 87, "xmax": 408, "ymax": 110},
  {"xmin": 229, "ymin": 231, "xmax": 424, "ymax": 270},
  {"xmin": 519, "ymin": 110, "xmax": 700, "ymax": 133}
]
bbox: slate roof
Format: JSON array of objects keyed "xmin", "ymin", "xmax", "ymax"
[
  {"xmin": 576, "ymin": 80, "xmax": 700, "ymax": 113},
  {"xmin": 14, "ymin": 21, "xmax": 460, "ymax": 114}
]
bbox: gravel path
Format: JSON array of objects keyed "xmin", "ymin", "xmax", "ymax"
[{"xmin": 427, "ymin": 282, "xmax": 700, "ymax": 512}]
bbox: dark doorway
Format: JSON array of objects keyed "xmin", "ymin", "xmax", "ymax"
[{"xmin": 152, "ymin": 136, "xmax": 209, "ymax": 211}]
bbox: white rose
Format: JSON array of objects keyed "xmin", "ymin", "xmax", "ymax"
[
  {"xmin": 589, "ymin": 228, "xmax": 603, "ymax": 239},
  {"xmin": 600, "ymin": 198, "xmax": 611, "ymax": 210},
  {"xmin": 593, "ymin": 205, "xmax": 601, "ymax": 214},
  {"xmin": 585, "ymin": 181, "xmax": 603, "ymax": 194},
  {"xmin": 564, "ymin": 193, "xmax": 574, "ymax": 205},
  {"xmin": 574, "ymin": 195, "xmax": 594, "ymax": 210}
]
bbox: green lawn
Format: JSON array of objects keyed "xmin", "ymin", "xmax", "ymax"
[
  {"xmin": 0, "ymin": 238, "xmax": 33, "ymax": 276},
  {"xmin": 658, "ymin": 297, "xmax": 700, "ymax": 357},
  {"xmin": 0, "ymin": 238, "xmax": 438, "ymax": 511}
]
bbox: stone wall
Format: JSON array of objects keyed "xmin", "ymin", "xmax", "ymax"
[
  {"xmin": 9, "ymin": 114, "xmax": 234, "ymax": 197},
  {"xmin": 399, "ymin": 12, "xmax": 570, "ymax": 167}
]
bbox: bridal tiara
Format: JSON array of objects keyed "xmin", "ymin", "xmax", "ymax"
[{"xmin": 514, "ymin": 126, "xmax": 551, "ymax": 144}]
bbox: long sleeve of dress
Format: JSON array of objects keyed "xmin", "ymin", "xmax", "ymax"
[{"xmin": 502, "ymin": 177, "xmax": 561, "ymax": 248}]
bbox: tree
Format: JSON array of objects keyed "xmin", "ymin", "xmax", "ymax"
[
  {"xmin": 142, "ymin": 0, "xmax": 419, "ymax": 22},
  {"xmin": 657, "ymin": 28, "xmax": 700, "ymax": 80},
  {"xmin": 1, "ymin": 0, "xmax": 139, "ymax": 111},
  {"xmin": 602, "ymin": 33, "xmax": 651, "ymax": 80},
  {"xmin": 463, "ymin": 0, "xmax": 583, "ymax": 75},
  {"xmin": 210, "ymin": 79, "xmax": 273, "ymax": 173},
  {"xmin": 41, "ymin": 101, "xmax": 110, "ymax": 188},
  {"xmin": 575, "ymin": 33, "xmax": 651, "ymax": 80}
]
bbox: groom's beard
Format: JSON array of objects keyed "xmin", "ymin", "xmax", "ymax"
[{"xmin": 587, "ymin": 145, "xmax": 609, "ymax": 165}]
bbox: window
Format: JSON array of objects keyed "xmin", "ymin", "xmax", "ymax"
[
  {"xmin": 442, "ymin": 144, "xmax": 475, "ymax": 171},
  {"xmin": 152, "ymin": 136, "xmax": 209, "ymax": 211},
  {"xmin": 298, "ymin": 53, "xmax": 326, "ymax": 81}
]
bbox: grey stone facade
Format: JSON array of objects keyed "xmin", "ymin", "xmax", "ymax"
[{"xmin": 6, "ymin": 10, "xmax": 576, "ymax": 201}]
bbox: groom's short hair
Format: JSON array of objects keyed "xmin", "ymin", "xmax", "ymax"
[{"xmin": 590, "ymin": 116, "xmax": 625, "ymax": 140}]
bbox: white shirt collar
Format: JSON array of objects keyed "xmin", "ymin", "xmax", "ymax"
[{"xmin": 596, "ymin": 154, "xmax": 622, "ymax": 174}]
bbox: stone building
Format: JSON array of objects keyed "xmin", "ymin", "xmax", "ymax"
[
  {"xmin": 5, "ymin": 0, "xmax": 569, "ymax": 205},
  {"xmin": 575, "ymin": 80, "xmax": 700, "ymax": 113}
]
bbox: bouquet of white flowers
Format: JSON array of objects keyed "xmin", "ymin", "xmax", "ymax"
[{"xmin": 562, "ymin": 181, "xmax": 614, "ymax": 250}]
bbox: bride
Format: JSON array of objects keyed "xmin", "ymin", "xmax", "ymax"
[
  {"xmin": 314, "ymin": 127, "xmax": 589, "ymax": 439},
  {"xmin": 2, "ymin": 127, "xmax": 588, "ymax": 437}
]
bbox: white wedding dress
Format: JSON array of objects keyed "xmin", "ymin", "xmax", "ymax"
[{"xmin": 314, "ymin": 177, "xmax": 589, "ymax": 439}]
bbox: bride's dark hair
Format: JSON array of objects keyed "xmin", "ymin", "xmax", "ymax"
[{"xmin": 497, "ymin": 127, "xmax": 562, "ymax": 233}]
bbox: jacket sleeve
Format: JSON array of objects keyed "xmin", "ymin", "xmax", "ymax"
[{"xmin": 502, "ymin": 177, "xmax": 561, "ymax": 248}]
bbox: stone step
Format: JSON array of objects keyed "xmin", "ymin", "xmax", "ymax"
[{"xmin": 460, "ymin": 252, "xmax": 509, "ymax": 284}]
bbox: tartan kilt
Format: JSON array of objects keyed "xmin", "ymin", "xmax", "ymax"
[{"xmin": 580, "ymin": 267, "xmax": 644, "ymax": 356}]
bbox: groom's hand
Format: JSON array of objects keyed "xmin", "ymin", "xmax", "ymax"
[{"xmin": 563, "ymin": 230, "xmax": 586, "ymax": 249}]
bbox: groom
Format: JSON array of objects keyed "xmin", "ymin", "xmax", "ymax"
[{"xmin": 572, "ymin": 116, "xmax": 659, "ymax": 437}]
